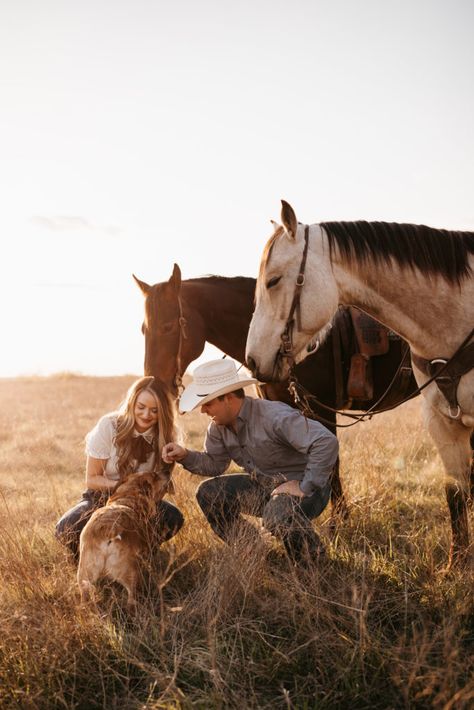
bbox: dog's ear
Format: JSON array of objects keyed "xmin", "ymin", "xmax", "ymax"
[
  {"xmin": 151, "ymin": 470, "xmax": 173, "ymax": 496},
  {"xmin": 140, "ymin": 479, "xmax": 153, "ymax": 496}
]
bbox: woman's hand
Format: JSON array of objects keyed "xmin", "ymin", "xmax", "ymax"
[{"xmin": 162, "ymin": 442, "xmax": 187, "ymax": 464}]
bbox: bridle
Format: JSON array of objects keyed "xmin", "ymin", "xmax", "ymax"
[
  {"xmin": 274, "ymin": 223, "xmax": 474, "ymax": 427},
  {"xmin": 173, "ymin": 294, "xmax": 188, "ymax": 395},
  {"xmin": 278, "ymin": 224, "xmax": 310, "ymax": 369}
]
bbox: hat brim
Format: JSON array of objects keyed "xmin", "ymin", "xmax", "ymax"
[{"xmin": 179, "ymin": 374, "xmax": 259, "ymax": 413}]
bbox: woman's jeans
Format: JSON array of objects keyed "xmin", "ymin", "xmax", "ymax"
[{"xmin": 55, "ymin": 489, "xmax": 184, "ymax": 560}]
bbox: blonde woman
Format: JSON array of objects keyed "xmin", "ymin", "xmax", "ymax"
[{"xmin": 56, "ymin": 376, "xmax": 184, "ymax": 559}]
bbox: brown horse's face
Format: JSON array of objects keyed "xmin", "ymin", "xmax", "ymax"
[{"xmin": 134, "ymin": 265, "xmax": 205, "ymax": 395}]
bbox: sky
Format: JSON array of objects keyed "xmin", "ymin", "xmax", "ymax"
[{"xmin": 1, "ymin": 0, "xmax": 473, "ymax": 377}]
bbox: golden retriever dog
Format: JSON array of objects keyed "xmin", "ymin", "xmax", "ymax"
[{"xmin": 77, "ymin": 470, "xmax": 171, "ymax": 608}]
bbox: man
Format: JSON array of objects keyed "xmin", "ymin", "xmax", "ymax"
[{"xmin": 162, "ymin": 359, "xmax": 339, "ymax": 563}]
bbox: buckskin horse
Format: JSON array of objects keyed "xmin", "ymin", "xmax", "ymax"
[
  {"xmin": 246, "ymin": 200, "xmax": 474, "ymax": 566},
  {"xmin": 133, "ymin": 266, "xmax": 418, "ymax": 519}
]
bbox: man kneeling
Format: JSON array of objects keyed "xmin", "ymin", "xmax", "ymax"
[{"xmin": 163, "ymin": 359, "xmax": 339, "ymax": 564}]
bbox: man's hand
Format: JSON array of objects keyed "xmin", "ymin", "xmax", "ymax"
[
  {"xmin": 162, "ymin": 443, "xmax": 187, "ymax": 464},
  {"xmin": 271, "ymin": 479, "xmax": 305, "ymax": 498}
]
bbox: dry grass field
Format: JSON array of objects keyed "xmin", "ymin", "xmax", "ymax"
[{"xmin": 0, "ymin": 375, "xmax": 473, "ymax": 709}]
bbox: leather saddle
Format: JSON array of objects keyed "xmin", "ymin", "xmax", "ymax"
[
  {"xmin": 333, "ymin": 307, "xmax": 391, "ymax": 403},
  {"xmin": 347, "ymin": 307, "xmax": 390, "ymax": 400}
]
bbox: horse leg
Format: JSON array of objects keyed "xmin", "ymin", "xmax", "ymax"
[
  {"xmin": 330, "ymin": 458, "xmax": 349, "ymax": 520},
  {"xmin": 424, "ymin": 405, "xmax": 472, "ymax": 567},
  {"xmin": 469, "ymin": 431, "xmax": 474, "ymax": 507},
  {"xmin": 321, "ymin": 412, "xmax": 348, "ymax": 526}
]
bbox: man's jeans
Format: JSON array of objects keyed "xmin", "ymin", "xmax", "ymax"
[{"xmin": 196, "ymin": 473, "xmax": 331, "ymax": 562}]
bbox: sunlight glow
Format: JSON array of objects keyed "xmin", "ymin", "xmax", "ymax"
[{"xmin": 1, "ymin": 0, "xmax": 473, "ymax": 376}]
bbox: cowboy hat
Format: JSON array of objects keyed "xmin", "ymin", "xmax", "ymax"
[{"xmin": 179, "ymin": 359, "xmax": 259, "ymax": 413}]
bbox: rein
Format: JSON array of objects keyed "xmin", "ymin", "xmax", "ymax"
[
  {"xmin": 287, "ymin": 343, "xmax": 414, "ymax": 428},
  {"xmin": 275, "ymin": 224, "xmax": 474, "ymax": 427},
  {"xmin": 173, "ymin": 295, "xmax": 188, "ymax": 395}
]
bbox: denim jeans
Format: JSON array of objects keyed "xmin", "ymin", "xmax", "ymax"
[
  {"xmin": 55, "ymin": 489, "xmax": 184, "ymax": 559},
  {"xmin": 196, "ymin": 473, "xmax": 331, "ymax": 562}
]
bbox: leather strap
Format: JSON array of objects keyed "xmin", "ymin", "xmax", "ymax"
[
  {"xmin": 411, "ymin": 339, "xmax": 474, "ymax": 417},
  {"xmin": 279, "ymin": 224, "xmax": 310, "ymax": 361},
  {"xmin": 174, "ymin": 295, "xmax": 188, "ymax": 394}
]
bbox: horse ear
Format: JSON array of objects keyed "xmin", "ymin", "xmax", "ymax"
[
  {"xmin": 133, "ymin": 274, "xmax": 151, "ymax": 295},
  {"xmin": 281, "ymin": 200, "xmax": 297, "ymax": 240},
  {"xmin": 270, "ymin": 219, "xmax": 280, "ymax": 230},
  {"xmin": 168, "ymin": 263, "xmax": 182, "ymax": 291}
]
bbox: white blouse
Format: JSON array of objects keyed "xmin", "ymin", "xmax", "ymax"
[{"xmin": 85, "ymin": 412, "xmax": 156, "ymax": 480}]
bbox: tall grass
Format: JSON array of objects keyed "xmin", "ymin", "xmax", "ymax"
[{"xmin": 0, "ymin": 376, "xmax": 473, "ymax": 709}]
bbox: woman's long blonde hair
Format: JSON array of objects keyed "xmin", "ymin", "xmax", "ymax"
[{"xmin": 114, "ymin": 376, "xmax": 176, "ymax": 480}]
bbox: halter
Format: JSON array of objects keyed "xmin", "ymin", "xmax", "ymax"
[{"xmin": 173, "ymin": 294, "xmax": 188, "ymax": 395}]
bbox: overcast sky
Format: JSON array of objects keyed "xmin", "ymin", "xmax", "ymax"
[{"xmin": 1, "ymin": 0, "xmax": 473, "ymax": 376}]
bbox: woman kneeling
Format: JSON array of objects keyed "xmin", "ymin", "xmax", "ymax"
[{"xmin": 56, "ymin": 376, "xmax": 184, "ymax": 559}]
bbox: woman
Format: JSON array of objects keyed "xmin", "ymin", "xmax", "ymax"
[{"xmin": 56, "ymin": 376, "xmax": 184, "ymax": 559}]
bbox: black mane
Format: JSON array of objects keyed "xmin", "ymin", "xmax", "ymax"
[
  {"xmin": 187, "ymin": 275, "xmax": 255, "ymax": 289},
  {"xmin": 321, "ymin": 221, "xmax": 474, "ymax": 285}
]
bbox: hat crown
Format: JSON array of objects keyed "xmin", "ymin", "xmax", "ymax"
[
  {"xmin": 193, "ymin": 359, "xmax": 239, "ymax": 389},
  {"xmin": 179, "ymin": 358, "xmax": 258, "ymax": 412}
]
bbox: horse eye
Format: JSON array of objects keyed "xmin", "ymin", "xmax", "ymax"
[
  {"xmin": 141, "ymin": 323, "xmax": 145, "ymax": 334},
  {"xmin": 266, "ymin": 276, "xmax": 282, "ymax": 290}
]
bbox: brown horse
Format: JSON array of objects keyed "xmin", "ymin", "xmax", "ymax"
[{"xmin": 133, "ymin": 265, "xmax": 420, "ymax": 518}]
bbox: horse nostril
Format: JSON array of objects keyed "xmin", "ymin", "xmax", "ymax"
[{"xmin": 246, "ymin": 355, "xmax": 257, "ymax": 376}]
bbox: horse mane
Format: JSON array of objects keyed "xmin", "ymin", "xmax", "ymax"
[
  {"xmin": 258, "ymin": 226, "xmax": 285, "ymax": 283},
  {"xmin": 321, "ymin": 221, "xmax": 474, "ymax": 285},
  {"xmin": 186, "ymin": 275, "xmax": 255, "ymax": 289}
]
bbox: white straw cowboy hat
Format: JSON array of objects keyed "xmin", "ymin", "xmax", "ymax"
[{"xmin": 179, "ymin": 359, "xmax": 259, "ymax": 413}]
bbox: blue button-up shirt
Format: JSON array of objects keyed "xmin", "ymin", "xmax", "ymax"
[{"xmin": 182, "ymin": 397, "xmax": 339, "ymax": 495}]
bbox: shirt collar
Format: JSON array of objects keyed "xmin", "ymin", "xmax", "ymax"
[{"xmin": 133, "ymin": 427, "xmax": 155, "ymax": 445}]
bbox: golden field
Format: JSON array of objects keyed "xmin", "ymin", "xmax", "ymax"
[{"xmin": 0, "ymin": 375, "xmax": 473, "ymax": 709}]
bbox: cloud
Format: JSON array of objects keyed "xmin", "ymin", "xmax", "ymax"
[
  {"xmin": 31, "ymin": 215, "xmax": 122, "ymax": 235},
  {"xmin": 31, "ymin": 215, "xmax": 93, "ymax": 231}
]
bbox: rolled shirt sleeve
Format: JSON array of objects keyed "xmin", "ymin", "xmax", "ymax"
[
  {"xmin": 273, "ymin": 410, "xmax": 339, "ymax": 496},
  {"xmin": 181, "ymin": 424, "xmax": 231, "ymax": 477},
  {"xmin": 179, "ymin": 397, "xmax": 338, "ymax": 493}
]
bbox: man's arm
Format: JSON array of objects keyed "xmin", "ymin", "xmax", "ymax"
[
  {"xmin": 273, "ymin": 411, "xmax": 339, "ymax": 496},
  {"xmin": 162, "ymin": 425, "xmax": 231, "ymax": 478}
]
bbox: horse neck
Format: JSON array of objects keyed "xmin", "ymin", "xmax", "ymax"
[
  {"xmin": 181, "ymin": 278, "xmax": 255, "ymax": 362},
  {"xmin": 331, "ymin": 252, "xmax": 473, "ymax": 357}
]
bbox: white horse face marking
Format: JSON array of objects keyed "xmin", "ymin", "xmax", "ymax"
[{"xmin": 246, "ymin": 219, "xmax": 339, "ymax": 381}]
